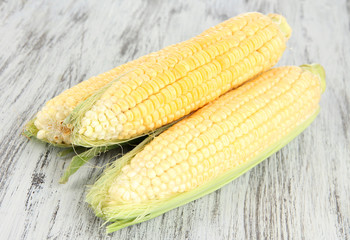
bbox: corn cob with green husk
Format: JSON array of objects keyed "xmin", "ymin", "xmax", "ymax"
[
  {"xmin": 86, "ymin": 64, "xmax": 325, "ymax": 233},
  {"xmin": 24, "ymin": 12, "xmax": 291, "ymax": 149}
]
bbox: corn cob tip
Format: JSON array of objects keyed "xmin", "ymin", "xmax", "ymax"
[
  {"xmin": 268, "ymin": 14, "xmax": 292, "ymax": 39},
  {"xmin": 300, "ymin": 64, "xmax": 326, "ymax": 93}
]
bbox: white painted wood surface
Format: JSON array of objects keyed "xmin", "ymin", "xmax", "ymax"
[{"xmin": 0, "ymin": 0, "xmax": 349, "ymax": 239}]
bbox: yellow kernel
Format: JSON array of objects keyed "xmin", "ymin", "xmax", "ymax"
[
  {"xmin": 179, "ymin": 149, "xmax": 189, "ymax": 159},
  {"xmin": 111, "ymin": 104, "xmax": 121, "ymax": 114},
  {"xmin": 173, "ymin": 152, "xmax": 182, "ymax": 163},
  {"xmin": 215, "ymin": 141, "xmax": 224, "ymax": 151},
  {"xmin": 95, "ymin": 125, "xmax": 102, "ymax": 133},
  {"xmin": 160, "ymin": 174, "xmax": 170, "ymax": 183},
  {"xmin": 167, "ymin": 169, "xmax": 177, "ymax": 179},
  {"xmin": 122, "ymin": 191, "xmax": 131, "ymax": 201},
  {"xmin": 153, "ymin": 144, "xmax": 163, "ymax": 151},
  {"xmin": 152, "ymin": 156, "xmax": 161, "ymax": 164},
  {"xmin": 160, "ymin": 160, "xmax": 170, "ymax": 171},
  {"xmin": 117, "ymin": 113, "xmax": 127, "ymax": 124},
  {"xmin": 189, "ymin": 155, "xmax": 198, "ymax": 166},
  {"xmin": 124, "ymin": 110, "xmax": 134, "ymax": 121},
  {"xmin": 37, "ymin": 130, "xmax": 46, "ymax": 139},
  {"xmin": 144, "ymin": 99, "xmax": 155, "ymax": 114},
  {"xmin": 153, "ymin": 186, "xmax": 160, "ymax": 194},
  {"xmin": 146, "ymin": 161, "xmax": 155, "ymax": 169},
  {"xmin": 160, "ymin": 183, "xmax": 167, "ymax": 191},
  {"xmin": 190, "ymin": 167, "xmax": 198, "ymax": 176},
  {"xmin": 154, "ymin": 166, "xmax": 164, "ymax": 175},
  {"xmin": 156, "ymin": 151, "xmax": 167, "ymax": 160},
  {"xmin": 146, "ymin": 188, "xmax": 155, "ymax": 198},
  {"xmin": 197, "ymin": 163, "xmax": 204, "ymax": 173},
  {"xmin": 90, "ymin": 120, "xmax": 99, "ymax": 128},
  {"xmin": 147, "ymin": 169, "xmax": 156, "ymax": 178},
  {"xmin": 180, "ymin": 162, "xmax": 190, "ymax": 171},
  {"xmin": 168, "ymin": 181, "xmax": 176, "ymax": 189},
  {"xmin": 151, "ymin": 177, "xmax": 161, "ymax": 186},
  {"xmin": 187, "ymin": 143, "xmax": 198, "ymax": 153},
  {"xmin": 208, "ymin": 144, "xmax": 217, "ymax": 155},
  {"xmin": 84, "ymin": 126, "xmax": 93, "ymax": 137},
  {"xmin": 135, "ymin": 185, "xmax": 146, "ymax": 195}
]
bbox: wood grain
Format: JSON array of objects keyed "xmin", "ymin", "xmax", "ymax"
[{"xmin": 0, "ymin": 0, "xmax": 349, "ymax": 239}]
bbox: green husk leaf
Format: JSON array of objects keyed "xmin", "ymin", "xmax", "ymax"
[
  {"xmin": 60, "ymin": 121, "xmax": 175, "ymax": 183},
  {"xmin": 86, "ymin": 107, "xmax": 320, "ymax": 233},
  {"xmin": 57, "ymin": 148, "xmax": 78, "ymax": 157},
  {"xmin": 23, "ymin": 118, "xmax": 39, "ymax": 138},
  {"xmin": 59, "ymin": 145, "xmax": 117, "ymax": 184}
]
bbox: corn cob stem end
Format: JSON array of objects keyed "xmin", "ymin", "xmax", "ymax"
[
  {"xmin": 300, "ymin": 63, "xmax": 326, "ymax": 93},
  {"xmin": 268, "ymin": 13, "xmax": 292, "ymax": 39}
]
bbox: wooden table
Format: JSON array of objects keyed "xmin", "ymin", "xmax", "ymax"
[{"xmin": 1, "ymin": 0, "xmax": 349, "ymax": 239}]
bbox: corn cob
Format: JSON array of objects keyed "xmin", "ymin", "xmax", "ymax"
[
  {"xmin": 25, "ymin": 12, "xmax": 291, "ymax": 147},
  {"xmin": 86, "ymin": 64, "xmax": 326, "ymax": 232}
]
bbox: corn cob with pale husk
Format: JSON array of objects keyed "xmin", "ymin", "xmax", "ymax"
[
  {"xmin": 24, "ymin": 12, "xmax": 291, "ymax": 149},
  {"xmin": 86, "ymin": 64, "xmax": 325, "ymax": 233}
]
